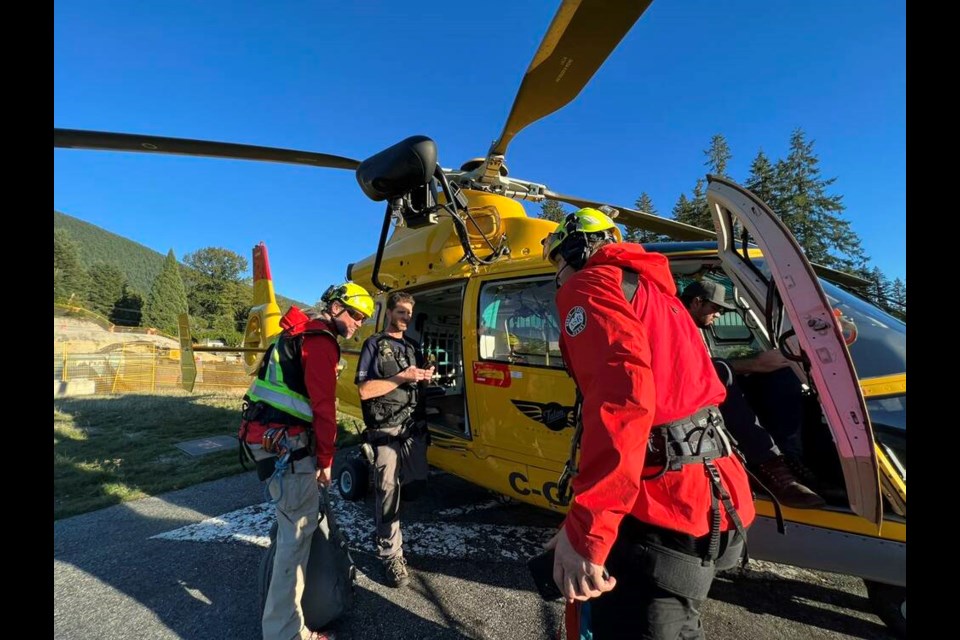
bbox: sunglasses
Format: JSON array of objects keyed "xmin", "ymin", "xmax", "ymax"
[
  {"xmin": 541, "ymin": 232, "xmax": 562, "ymax": 263},
  {"xmin": 699, "ymin": 299, "xmax": 726, "ymax": 315},
  {"xmin": 344, "ymin": 308, "xmax": 367, "ymax": 322}
]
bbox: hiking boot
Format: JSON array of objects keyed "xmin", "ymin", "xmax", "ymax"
[
  {"xmin": 383, "ymin": 555, "xmax": 409, "ymax": 588},
  {"xmin": 785, "ymin": 455, "xmax": 820, "ymax": 490},
  {"xmin": 754, "ymin": 456, "xmax": 826, "ymax": 509}
]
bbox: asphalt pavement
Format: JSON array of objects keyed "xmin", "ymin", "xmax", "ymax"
[{"xmin": 54, "ymin": 467, "xmax": 896, "ymax": 639}]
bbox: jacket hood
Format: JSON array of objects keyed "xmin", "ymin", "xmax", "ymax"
[{"xmin": 586, "ymin": 243, "xmax": 677, "ymax": 296}]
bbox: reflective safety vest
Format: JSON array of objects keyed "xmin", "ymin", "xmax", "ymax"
[{"xmin": 247, "ymin": 327, "xmax": 338, "ymax": 423}]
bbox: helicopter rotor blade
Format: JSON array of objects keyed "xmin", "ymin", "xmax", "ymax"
[
  {"xmin": 54, "ymin": 128, "xmax": 361, "ymax": 171},
  {"xmin": 544, "ymin": 189, "xmax": 716, "ymax": 241},
  {"xmin": 546, "ymin": 191, "xmax": 870, "ymax": 288},
  {"xmin": 488, "ymin": 0, "xmax": 655, "ymax": 157}
]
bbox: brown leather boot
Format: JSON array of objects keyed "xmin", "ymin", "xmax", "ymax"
[
  {"xmin": 785, "ymin": 455, "xmax": 821, "ymax": 490},
  {"xmin": 754, "ymin": 456, "xmax": 826, "ymax": 509}
]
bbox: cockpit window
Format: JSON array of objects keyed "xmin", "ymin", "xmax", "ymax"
[
  {"xmin": 725, "ymin": 256, "xmax": 906, "ymax": 379},
  {"xmin": 820, "ymin": 280, "xmax": 906, "ymax": 379}
]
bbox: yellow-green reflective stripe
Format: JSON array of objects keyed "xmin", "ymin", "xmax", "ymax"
[
  {"xmin": 266, "ymin": 346, "xmax": 284, "ymax": 386},
  {"xmin": 249, "ymin": 383, "xmax": 313, "ymax": 421}
]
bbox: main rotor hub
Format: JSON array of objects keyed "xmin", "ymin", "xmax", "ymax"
[{"xmin": 459, "ymin": 157, "xmax": 509, "ymax": 177}]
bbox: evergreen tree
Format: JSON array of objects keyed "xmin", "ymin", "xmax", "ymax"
[
  {"xmin": 704, "ymin": 134, "xmax": 732, "ymax": 178},
  {"xmin": 671, "ymin": 193, "xmax": 696, "ymax": 228},
  {"xmin": 538, "ymin": 200, "xmax": 569, "ymax": 223},
  {"xmin": 625, "ymin": 192, "xmax": 666, "ymax": 243},
  {"xmin": 890, "ymin": 277, "xmax": 906, "ymax": 320},
  {"xmin": 110, "ymin": 285, "xmax": 144, "ymax": 327},
  {"xmin": 143, "ymin": 249, "xmax": 189, "ymax": 335},
  {"xmin": 776, "ymin": 129, "xmax": 867, "ymax": 273},
  {"xmin": 54, "ymin": 229, "xmax": 90, "ymax": 305},
  {"xmin": 674, "ymin": 179, "xmax": 712, "ymax": 231},
  {"xmin": 87, "ymin": 262, "xmax": 127, "ymax": 317},
  {"xmin": 745, "ymin": 149, "xmax": 782, "ymax": 214},
  {"xmin": 866, "ymin": 266, "xmax": 893, "ymax": 313}
]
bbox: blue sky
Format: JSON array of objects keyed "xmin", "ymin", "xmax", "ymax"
[{"xmin": 54, "ymin": 0, "xmax": 905, "ymax": 305}]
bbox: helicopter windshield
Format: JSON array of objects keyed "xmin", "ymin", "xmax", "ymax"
[
  {"xmin": 819, "ymin": 279, "xmax": 906, "ymax": 380},
  {"xmin": 733, "ymin": 257, "xmax": 906, "ymax": 380}
]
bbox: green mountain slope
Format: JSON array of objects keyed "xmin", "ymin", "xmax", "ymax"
[{"xmin": 53, "ymin": 211, "xmax": 307, "ymax": 311}]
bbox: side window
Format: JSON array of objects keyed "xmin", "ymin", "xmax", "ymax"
[{"xmin": 477, "ymin": 277, "xmax": 564, "ymax": 369}]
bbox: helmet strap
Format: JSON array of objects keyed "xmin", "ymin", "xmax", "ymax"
[
  {"xmin": 554, "ymin": 262, "xmax": 572, "ymax": 289},
  {"xmin": 557, "ymin": 233, "xmax": 591, "ymax": 270},
  {"xmin": 330, "ymin": 306, "xmax": 351, "ymax": 337}
]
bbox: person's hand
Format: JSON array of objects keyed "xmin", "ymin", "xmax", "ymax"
[
  {"xmin": 316, "ymin": 466, "xmax": 332, "ymax": 488},
  {"xmin": 397, "ymin": 367, "xmax": 421, "ymax": 383},
  {"xmin": 421, "ymin": 366, "xmax": 435, "ymax": 381},
  {"xmin": 545, "ymin": 526, "xmax": 616, "ymax": 602}
]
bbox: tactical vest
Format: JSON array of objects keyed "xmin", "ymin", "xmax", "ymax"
[
  {"xmin": 361, "ymin": 333, "xmax": 419, "ymax": 429},
  {"xmin": 247, "ymin": 326, "xmax": 339, "ymax": 425}
]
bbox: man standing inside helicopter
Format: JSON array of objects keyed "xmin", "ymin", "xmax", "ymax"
[
  {"xmin": 541, "ymin": 209, "xmax": 755, "ymax": 639},
  {"xmin": 355, "ymin": 291, "xmax": 435, "ymax": 588},
  {"xmin": 239, "ymin": 282, "xmax": 374, "ymax": 640}
]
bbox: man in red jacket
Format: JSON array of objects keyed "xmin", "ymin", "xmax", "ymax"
[
  {"xmin": 240, "ymin": 282, "xmax": 374, "ymax": 640},
  {"xmin": 542, "ymin": 209, "xmax": 755, "ymax": 640}
]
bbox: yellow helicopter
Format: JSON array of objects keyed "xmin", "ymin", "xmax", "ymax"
[{"xmin": 53, "ymin": 0, "xmax": 905, "ymax": 636}]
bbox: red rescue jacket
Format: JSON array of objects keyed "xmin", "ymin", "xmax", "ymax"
[{"xmin": 557, "ymin": 243, "xmax": 755, "ymax": 565}]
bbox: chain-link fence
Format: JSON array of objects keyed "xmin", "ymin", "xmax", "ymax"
[
  {"xmin": 54, "ymin": 303, "xmax": 251, "ymax": 394},
  {"xmin": 54, "ymin": 342, "xmax": 250, "ymax": 393}
]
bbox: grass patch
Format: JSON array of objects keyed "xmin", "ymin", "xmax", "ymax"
[{"xmin": 54, "ymin": 390, "xmax": 366, "ymax": 520}]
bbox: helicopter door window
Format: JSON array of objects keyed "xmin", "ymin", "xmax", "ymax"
[
  {"xmin": 478, "ymin": 277, "xmax": 564, "ymax": 369},
  {"xmin": 675, "ymin": 274, "xmax": 769, "ymax": 361}
]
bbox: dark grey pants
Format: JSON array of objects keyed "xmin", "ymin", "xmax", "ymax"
[
  {"xmin": 371, "ymin": 426, "xmax": 429, "ymax": 560},
  {"xmin": 589, "ymin": 518, "xmax": 743, "ymax": 640}
]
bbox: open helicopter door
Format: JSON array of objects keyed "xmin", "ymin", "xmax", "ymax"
[{"xmin": 706, "ymin": 175, "xmax": 882, "ymax": 528}]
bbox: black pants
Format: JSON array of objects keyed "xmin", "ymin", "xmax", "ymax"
[
  {"xmin": 738, "ymin": 367, "xmax": 805, "ymax": 461},
  {"xmin": 713, "ymin": 363, "xmax": 806, "ymax": 466},
  {"xmin": 589, "ymin": 518, "xmax": 742, "ymax": 640},
  {"xmin": 715, "ymin": 374, "xmax": 780, "ymax": 466}
]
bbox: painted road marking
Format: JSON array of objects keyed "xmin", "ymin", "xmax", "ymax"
[{"xmin": 152, "ymin": 488, "xmax": 554, "ymax": 562}]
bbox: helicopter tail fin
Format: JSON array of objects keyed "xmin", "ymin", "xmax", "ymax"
[
  {"xmin": 251, "ymin": 242, "xmax": 278, "ymax": 308},
  {"xmin": 243, "ymin": 242, "xmax": 283, "ymax": 374}
]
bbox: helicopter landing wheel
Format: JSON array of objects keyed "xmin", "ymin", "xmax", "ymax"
[
  {"xmin": 338, "ymin": 457, "xmax": 369, "ymax": 501},
  {"xmin": 864, "ymin": 580, "xmax": 905, "ymax": 639}
]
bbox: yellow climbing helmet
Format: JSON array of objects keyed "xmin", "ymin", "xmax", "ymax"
[
  {"xmin": 541, "ymin": 207, "xmax": 623, "ymax": 263},
  {"xmin": 323, "ymin": 281, "xmax": 375, "ymax": 319}
]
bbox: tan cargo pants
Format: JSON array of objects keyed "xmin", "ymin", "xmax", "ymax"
[{"xmin": 252, "ymin": 433, "xmax": 320, "ymax": 640}]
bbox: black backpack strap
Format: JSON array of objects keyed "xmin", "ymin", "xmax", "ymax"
[{"xmin": 620, "ymin": 268, "xmax": 639, "ymax": 303}]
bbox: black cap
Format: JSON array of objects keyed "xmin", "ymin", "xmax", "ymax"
[{"xmin": 682, "ymin": 280, "xmax": 735, "ymax": 310}]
